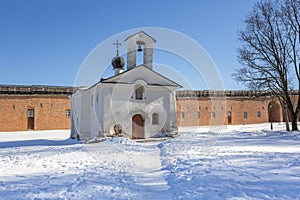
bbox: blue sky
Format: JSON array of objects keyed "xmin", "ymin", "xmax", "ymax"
[{"xmin": 0, "ymin": 0, "xmax": 258, "ymax": 89}]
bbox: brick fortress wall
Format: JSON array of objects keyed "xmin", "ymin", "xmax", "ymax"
[
  {"xmin": 0, "ymin": 85, "xmax": 296, "ymax": 131},
  {"xmin": 0, "ymin": 85, "xmax": 73, "ymax": 132},
  {"xmin": 176, "ymin": 90, "xmax": 285, "ymax": 127}
]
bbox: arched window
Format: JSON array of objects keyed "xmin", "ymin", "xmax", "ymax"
[
  {"xmin": 135, "ymin": 85, "xmax": 144, "ymax": 100},
  {"xmin": 136, "ymin": 42, "xmax": 144, "ymax": 66},
  {"xmin": 152, "ymin": 113, "xmax": 159, "ymax": 125}
]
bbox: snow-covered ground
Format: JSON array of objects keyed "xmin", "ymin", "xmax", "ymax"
[{"xmin": 0, "ymin": 123, "xmax": 300, "ymax": 199}]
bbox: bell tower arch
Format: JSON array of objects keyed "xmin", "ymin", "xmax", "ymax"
[{"xmin": 125, "ymin": 31, "xmax": 156, "ymax": 70}]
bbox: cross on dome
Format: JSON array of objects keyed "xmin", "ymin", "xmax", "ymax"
[{"xmin": 113, "ymin": 39, "xmax": 121, "ymax": 56}]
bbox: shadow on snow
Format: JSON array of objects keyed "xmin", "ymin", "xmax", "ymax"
[{"xmin": 0, "ymin": 139, "xmax": 79, "ymax": 149}]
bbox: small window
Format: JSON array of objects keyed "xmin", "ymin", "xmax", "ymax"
[
  {"xmin": 152, "ymin": 113, "xmax": 159, "ymax": 125},
  {"xmin": 180, "ymin": 112, "xmax": 185, "ymax": 119},
  {"xmin": 244, "ymin": 111, "xmax": 248, "ymax": 119},
  {"xmin": 135, "ymin": 85, "xmax": 144, "ymax": 100},
  {"xmin": 211, "ymin": 112, "xmax": 216, "ymax": 119},
  {"xmin": 28, "ymin": 109, "xmax": 34, "ymax": 118},
  {"xmin": 66, "ymin": 109, "xmax": 71, "ymax": 118},
  {"xmin": 257, "ymin": 111, "xmax": 261, "ymax": 119},
  {"xmin": 196, "ymin": 111, "xmax": 200, "ymax": 118}
]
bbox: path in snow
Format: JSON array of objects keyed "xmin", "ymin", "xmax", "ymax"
[
  {"xmin": 85, "ymin": 138, "xmax": 171, "ymax": 199},
  {"xmin": 0, "ymin": 131, "xmax": 172, "ymax": 199}
]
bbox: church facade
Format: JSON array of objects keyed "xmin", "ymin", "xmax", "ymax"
[{"xmin": 70, "ymin": 32, "xmax": 181, "ymax": 140}]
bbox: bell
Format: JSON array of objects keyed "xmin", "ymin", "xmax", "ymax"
[{"xmin": 137, "ymin": 43, "xmax": 143, "ymax": 52}]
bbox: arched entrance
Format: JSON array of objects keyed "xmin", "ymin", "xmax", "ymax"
[
  {"xmin": 268, "ymin": 101, "xmax": 281, "ymax": 122},
  {"xmin": 132, "ymin": 114, "xmax": 144, "ymax": 139},
  {"xmin": 228, "ymin": 111, "xmax": 232, "ymax": 125}
]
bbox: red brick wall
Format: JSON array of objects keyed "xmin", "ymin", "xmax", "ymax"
[
  {"xmin": 0, "ymin": 95, "xmax": 70, "ymax": 132},
  {"xmin": 176, "ymin": 97, "xmax": 280, "ymax": 126},
  {"xmin": 0, "ymin": 93, "xmax": 288, "ymax": 132}
]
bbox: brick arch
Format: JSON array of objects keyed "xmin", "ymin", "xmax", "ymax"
[{"xmin": 268, "ymin": 101, "xmax": 281, "ymax": 122}]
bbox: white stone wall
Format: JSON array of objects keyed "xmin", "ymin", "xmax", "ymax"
[
  {"xmin": 126, "ymin": 31, "xmax": 155, "ymax": 70},
  {"xmin": 72, "ymin": 79, "xmax": 178, "ymax": 140}
]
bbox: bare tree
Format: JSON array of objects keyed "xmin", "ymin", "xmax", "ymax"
[{"xmin": 234, "ymin": 0, "xmax": 300, "ymax": 131}]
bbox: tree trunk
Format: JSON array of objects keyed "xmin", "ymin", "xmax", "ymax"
[
  {"xmin": 280, "ymin": 99, "xmax": 290, "ymax": 131},
  {"xmin": 291, "ymin": 113, "xmax": 298, "ymax": 131},
  {"xmin": 284, "ymin": 108, "xmax": 290, "ymax": 131},
  {"xmin": 285, "ymin": 95, "xmax": 299, "ymax": 131}
]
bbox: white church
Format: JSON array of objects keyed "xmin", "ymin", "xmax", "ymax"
[{"xmin": 70, "ymin": 31, "xmax": 181, "ymax": 140}]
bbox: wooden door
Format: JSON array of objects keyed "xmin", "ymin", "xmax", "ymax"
[
  {"xmin": 27, "ymin": 109, "xmax": 34, "ymax": 130},
  {"xmin": 132, "ymin": 114, "xmax": 144, "ymax": 139},
  {"xmin": 228, "ymin": 111, "xmax": 232, "ymax": 125}
]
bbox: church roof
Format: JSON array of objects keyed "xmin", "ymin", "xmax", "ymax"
[
  {"xmin": 100, "ymin": 65, "xmax": 182, "ymax": 88},
  {"xmin": 124, "ymin": 31, "xmax": 156, "ymax": 43}
]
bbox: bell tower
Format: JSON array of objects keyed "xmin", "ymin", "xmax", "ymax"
[{"xmin": 125, "ymin": 31, "xmax": 156, "ymax": 70}]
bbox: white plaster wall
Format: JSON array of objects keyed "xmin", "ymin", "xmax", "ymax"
[
  {"xmin": 102, "ymin": 86, "xmax": 112, "ymax": 135},
  {"xmin": 126, "ymin": 39, "xmax": 136, "ymax": 69},
  {"xmin": 169, "ymin": 91, "xmax": 178, "ymax": 130},
  {"xmin": 126, "ymin": 32, "xmax": 155, "ymax": 70},
  {"xmin": 108, "ymin": 81, "xmax": 177, "ymax": 138},
  {"xmin": 95, "ymin": 85, "xmax": 104, "ymax": 136},
  {"xmin": 143, "ymin": 44, "xmax": 153, "ymax": 68},
  {"xmin": 79, "ymin": 90, "xmax": 92, "ymax": 139},
  {"xmin": 72, "ymin": 76, "xmax": 178, "ymax": 140},
  {"xmin": 70, "ymin": 91, "xmax": 81, "ymax": 139},
  {"xmin": 88, "ymin": 86, "xmax": 101, "ymax": 139}
]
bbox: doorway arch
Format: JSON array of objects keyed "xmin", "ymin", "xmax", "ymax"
[
  {"xmin": 268, "ymin": 101, "xmax": 281, "ymax": 122},
  {"xmin": 132, "ymin": 114, "xmax": 145, "ymax": 139}
]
